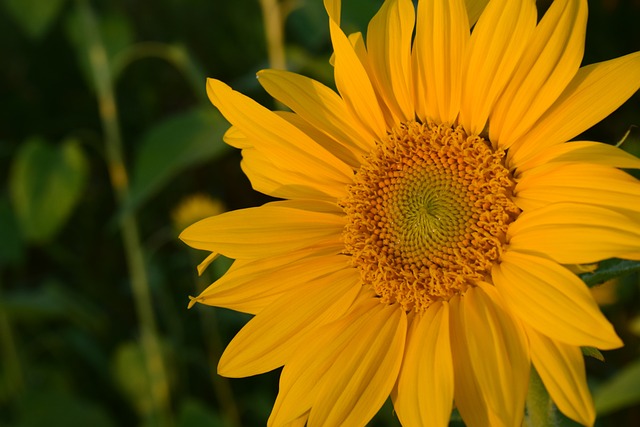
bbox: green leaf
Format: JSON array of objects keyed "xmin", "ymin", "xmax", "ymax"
[
  {"xmin": 0, "ymin": 195, "xmax": 25, "ymax": 266},
  {"xmin": 525, "ymin": 367, "xmax": 558, "ymax": 427},
  {"xmin": 2, "ymin": 279, "xmax": 104, "ymax": 330},
  {"xmin": 122, "ymin": 107, "xmax": 230, "ymax": 215},
  {"xmin": 9, "ymin": 137, "xmax": 88, "ymax": 244},
  {"xmin": 112, "ymin": 341, "xmax": 153, "ymax": 417},
  {"xmin": 288, "ymin": 0, "xmax": 330, "ymax": 49},
  {"xmin": 64, "ymin": 8, "xmax": 134, "ymax": 87},
  {"xmin": 581, "ymin": 346, "xmax": 605, "ymax": 362},
  {"xmin": 2, "ymin": 0, "xmax": 67, "ymax": 40},
  {"xmin": 594, "ymin": 358, "xmax": 640, "ymax": 415},
  {"xmin": 579, "ymin": 258, "xmax": 640, "ymax": 287},
  {"xmin": 342, "ymin": 0, "xmax": 385, "ymax": 33},
  {"xmin": 99, "ymin": 11, "xmax": 135, "ymax": 62}
]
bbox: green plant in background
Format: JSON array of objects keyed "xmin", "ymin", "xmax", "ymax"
[
  {"xmin": 1, "ymin": 0, "xmax": 234, "ymax": 425},
  {"xmin": 0, "ymin": 0, "xmax": 639, "ymax": 426}
]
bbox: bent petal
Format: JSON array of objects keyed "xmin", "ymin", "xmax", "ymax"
[
  {"xmin": 507, "ymin": 203, "xmax": 640, "ymax": 264},
  {"xmin": 392, "ymin": 302, "xmax": 453, "ymax": 427},
  {"xmin": 180, "ymin": 201, "xmax": 344, "ymax": 259},
  {"xmin": 206, "ymin": 79, "xmax": 353, "ymax": 200},
  {"xmin": 275, "ymin": 111, "xmax": 361, "ymax": 168},
  {"xmin": 257, "ymin": 70, "xmax": 372, "ymax": 154},
  {"xmin": 494, "ymin": 251, "xmax": 622, "ymax": 349},
  {"xmin": 223, "ymin": 125, "xmax": 251, "ymax": 149},
  {"xmin": 240, "ymin": 148, "xmax": 349, "ymax": 201},
  {"xmin": 528, "ymin": 327, "xmax": 596, "ymax": 426}
]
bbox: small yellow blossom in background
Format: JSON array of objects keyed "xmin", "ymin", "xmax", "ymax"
[
  {"xmin": 629, "ymin": 315, "xmax": 640, "ymax": 337},
  {"xmin": 590, "ymin": 279, "xmax": 619, "ymax": 306},
  {"xmin": 171, "ymin": 193, "xmax": 225, "ymax": 233},
  {"xmin": 180, "ymin": 0, "xmax": 640, "ymax": 426}
]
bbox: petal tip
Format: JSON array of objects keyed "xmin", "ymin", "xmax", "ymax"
[{"xmin": 187, "ymin": 295, "xmax": 201, "ymax": 309}]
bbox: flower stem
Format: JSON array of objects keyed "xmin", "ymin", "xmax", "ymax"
[
  {"xmin": 526, "ymin": 367, "xmax": 558, "ymax": 427},
  {"xmin": 259, "ymin": 0, "xmax": 286, "ymax": 70},
  {"xmin": 0, "ymin": 277, "xmax": 24, "ymax": 401},
  {"xmin": 110, "ymin": 42, "xmax": 208, "ymax": 104},
  {"xmin": 187, "ymin": 255, "xmax": 242, "ymax": 427},
  {"xmin": 76, "ymin": 1, "xmax": 172, "ymax": 424}
]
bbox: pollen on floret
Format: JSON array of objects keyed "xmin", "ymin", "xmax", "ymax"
[{"xmin": 341, "ymin": 122, "xmax": 520, "ymax": 313}]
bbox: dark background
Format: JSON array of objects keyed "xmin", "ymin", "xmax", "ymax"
[{"xmin": 1, "ymin": 0, "xmax": 639, "ymax": 426}]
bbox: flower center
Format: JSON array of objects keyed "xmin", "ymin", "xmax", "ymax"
[{"xmin": 341, "ymin": 121, "xmax": 520, "ymax": 313}]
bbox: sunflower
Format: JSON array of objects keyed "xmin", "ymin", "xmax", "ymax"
[{"xmin": 180, "ymin": 0, "xmax": 640, "ymax": 425}]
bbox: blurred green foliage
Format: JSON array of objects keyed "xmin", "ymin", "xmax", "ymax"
[
  {"xmin": 0, "ymin": 0, "xmax": 639, "ymax": 426},
  {"xmin": 9, "ymin": 137, "xmax": 88, "ymax": 243}
]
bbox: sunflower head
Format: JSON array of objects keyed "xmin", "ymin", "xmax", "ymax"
[
  {"xmin": 342, "ymin": 121, "xmax": 520, "ymax": 312},
  {"xmin": 180, "ymin": 0, "xmax": 640, "ymax": 426}
]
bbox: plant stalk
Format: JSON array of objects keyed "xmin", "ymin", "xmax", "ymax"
[
  {"xmin": 259, "ymin": 0, "xmax": 286, "ymax": 70},
  {"xmin": 76, "ymin": 1, "xmax": 172, "ymax": 424},
  {"xmin": 526, "ymin": 367, "xmax": 558, "ymax": 427},
  {"xmin": 0, "ymin": 278, "xmax": 24, "ymax": 402}
]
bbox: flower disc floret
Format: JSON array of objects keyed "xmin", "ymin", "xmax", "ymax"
[{"xmin": 341, "ymin": 122, "xmax": 520, "ymax": 312}]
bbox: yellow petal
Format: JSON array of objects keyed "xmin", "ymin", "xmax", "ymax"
[
  {"xmin": 196, "ymin": 252, "xmax": 218, "ymax": 276},
  {"xmin": 324, "ymin": 0, "xmax": 340, "ymax": 24},
  {"xmin": 223, "ymin": 125, "xmax": 250, "ymax": 149},
  {"xmin": 508, "ymin": 203, "xmax": 640, "ymax": 264},
  {"xmin": 528, "ymin": 327, "xmax": 596, "ymax": 426},
  {"xmin": 274, "ymin": 111, "xmax": 361, "ymax": 168},
  {"xmin": 206, "ymin": 78, "xmax": 352, "ymax": 199},
  {"xmin": 347, "ymin": 31, "xmax": 368, "ymax": 69},
  {"xmin": 196, "ymin": 247, "xmax": 347, "ymax": 314},
  {"xmin": 509, "ymin": 51, "xmax": 640, "ymax": 165},
  {"xmin": 450, "ymin": 287, "xmax": 530, "ymax": 427},
  {"xmin": 514, "ymin": 163, "xmax": 640, "ymax": 214},
  {"xmin": 329, "ymin": 31, "xmax": 369, "ymax": 73},
  {"xmin": 267, "ymin": 198, "xmax": 345, "ymax": 213},
  {"xmin": 308, "ymin": 303, "xmax": 406, "ymax": 426},
  {"xmin": 239, "ymin": 148, "xmax": 349, "ymax": 201},
  {"xmin": 218, "ymin": 267, "xmax": 360, "ymax": 377},
  {"xmin": 494, "ymin": 251, "xmax": 622, "ymax": 349},
  {"xmin": 267, "ymin": 294, "xmax": 372, "ymax": 426},
  {"xmin": 449, "ymin": 295, "xmax": 492, "ymax": 427},
  {"xmin": 366, "ymin": 0, "xmax": 415, "ymax": 123},
  {"xmin": 324, "ymin": 0, "xmax": 387, "ymax": 139},
  {"xmin": 268, "ymin": 294, "xmax": 400, "ymax": 426},
  {"xmin": 180, "ymin": 201, "xmax": 344, "ymax": 259},
  {"xmin": 515, "ymin": 140, "xmax": 640, "ymax": 171},
  {"xmin": 281, "ymin": 415, "xmax": 308, "ymax": 427},
  {"xmin": 459, "ymin": 0, "xmax": 536, "ymax": 135},
  {"xmin": 491, "ymin": 0, "xmax": 587, "ymax": 147},
  {"xmin": 392, "ymin": 302, "xmax": 453, "ymax": 427},
  {"xmin": 257, "ymin": 70, "xmax": 373, "ymax": 155},
  {"xmin": 463, "ymin": 286, "xmax": 530, "ymax": 427},
  {"xmin": 414, "ymin": 0, "xmax": 469, "ymax": 125},
  {"xmin": 464, "ymin": 0, "xmax": 488, "ymax": 26}
]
